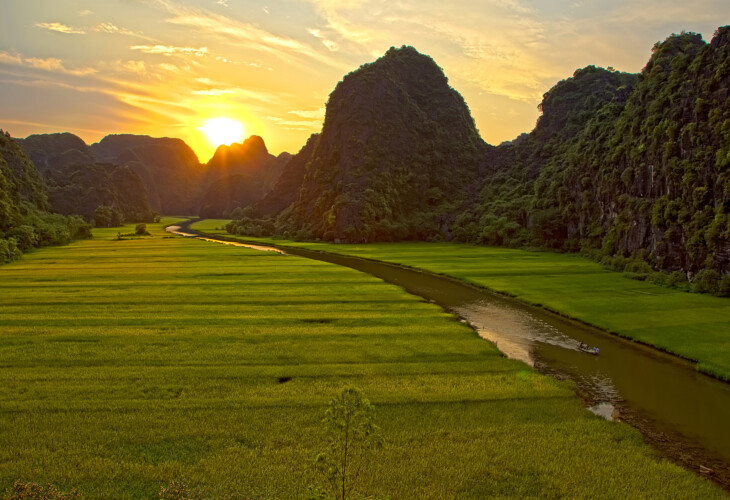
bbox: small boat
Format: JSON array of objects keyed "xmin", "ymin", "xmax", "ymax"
[{"xmin": 578, "ymin": 343, "xmax": 599, "ymax": 355}]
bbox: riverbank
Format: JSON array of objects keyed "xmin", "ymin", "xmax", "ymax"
[{"xmin": 191, "ymin": 219, "xmax": 730, "ymax": 382}]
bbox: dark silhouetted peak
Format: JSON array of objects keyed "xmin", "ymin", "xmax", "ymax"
[
  {"xmin": 199, "ymin": 135, "xmax": 289, "ymax": 218},
  {"xmin": 206, "ymin": 135, "xmax": 269, "ymax": 173},
  {"xmin": 92, "ymin": 134, "xmax": 199, "ymax": 166}
]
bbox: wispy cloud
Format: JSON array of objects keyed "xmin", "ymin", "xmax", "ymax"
[
  {"xmin": 153, "ymin": 0, "xmax": 349, "ymax": 70},
  {"xmin": 35, "ymin": 22, "xmax": 86, "ymax": 35},
  {"xmin": 289, "ymin": 107, "xmax": 325, "ymax": 119},
  {"xmin": 130, "ymin": 45, "xmax": 209, "ymax": 57},
  {"xmin": 308, "ymin": 28, "xmax": 339, "ymax": 52},
  {"xmin": 267, "ymin": 116, "xmax": 322, "ymax": 130},
  {"xmin": 0, "ymin": 50, "xmax": 97, "ymax": 76}
]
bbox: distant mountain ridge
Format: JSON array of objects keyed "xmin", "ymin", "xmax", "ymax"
[{"xmin": 14, "ymin": 131, "xmax": 288, "ymax": 220}]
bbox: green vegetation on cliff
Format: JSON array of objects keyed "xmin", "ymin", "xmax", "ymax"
[
  {"xmin": 458, "ymin": 28, "xmax": 730, "ymax": 279},
  {"xmin": 229, "ymin": 28, "xmax": 730, "ymax": 282},
  {"xmin": 0, "ymin": 131, "xmax": 91, "ymax": 263},
  {"xmin": 15, "ymin": 133, "xmax": 155, "ymax": 225},
  {"xmin": 275, "ymin": 45, "xmax": 487, "ymax": 242}
]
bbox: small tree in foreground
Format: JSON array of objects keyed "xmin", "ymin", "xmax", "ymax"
[{"xmin": 314, "ymin": 387, "xmax": 383, "ymax": 500}]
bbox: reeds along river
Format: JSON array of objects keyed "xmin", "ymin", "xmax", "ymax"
[{"xmin": 167, "ymin": 225, "xmax": 730, "ymax": 488}]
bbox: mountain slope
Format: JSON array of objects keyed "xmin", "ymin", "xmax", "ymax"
[
  {"xmin": 277, "ymin": 45, "xmax": 487, "ymax": 241},
  {"xmin": 16, "ymin": 133, "xmax": 154, "ymax": 223},
  {"xmin": 0, "ymin": 130, "xmax": 91, "ymax": 262},
  {"xmin": 463, "ymin": 28, "xmax": 730, "ymax": 278},
  {"xmin": 91, "ymin": 134, "xmax": 203, "ymax": 215}
]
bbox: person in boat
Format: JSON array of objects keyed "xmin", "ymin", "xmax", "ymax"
[{"xmin": 593, "ymin": 347, "xmax": 599, "ymax": 354}]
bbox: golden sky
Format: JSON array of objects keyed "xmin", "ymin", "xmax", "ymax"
[{"xmin": 0, "ymin": 0, "xmax": 727, "ymax": 162}]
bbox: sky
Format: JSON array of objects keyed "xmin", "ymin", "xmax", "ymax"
[{"xmin": 0, "ymin": 0, "xmax": 728, "ymax": 162}]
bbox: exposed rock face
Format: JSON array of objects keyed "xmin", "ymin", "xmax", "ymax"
[{"xmin": 279, "ymin": 45, "xmax": 487, "ymax": 241}]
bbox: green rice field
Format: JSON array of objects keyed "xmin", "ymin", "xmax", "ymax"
[
  {"xmin": 0, "ymin": 220, "xmax": 724, "ymax": 498},
  {"xmin": 193, "ymin": 219, "xmax": 730, "ymax": 381}
]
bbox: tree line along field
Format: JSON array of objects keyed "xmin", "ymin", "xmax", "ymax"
[
  {"xmin": 192, "ymin": 219, "xmax": 730, "ymax": 382},
  {"xmin": 0, "ymin": 220, "xmax": 724, "ymax": 498}
]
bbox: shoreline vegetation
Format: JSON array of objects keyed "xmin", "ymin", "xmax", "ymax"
[
  {"xmin": 0, "ymin": 219, "xmax": 724, "ymax": 498},
  {"xmin": 191, "ymin": 219, "xmax": 730, "ymax": 382}
]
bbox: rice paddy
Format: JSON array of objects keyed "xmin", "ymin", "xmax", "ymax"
[
  {"xmin": 0, "ymin": 219, "xmax": 724, "ymax": 498},
  {"xmin": 194, "ymin": 219, "xmax": 730, "ymax": 381}
]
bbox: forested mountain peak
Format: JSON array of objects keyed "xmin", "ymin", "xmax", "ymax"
[
  {"xmin": 15, "ymin": 132, "xmax": 95, "ymax": 173},
  {"xmin": 274, "ymin": 45, "xmax": 486, "ymax": 241}
]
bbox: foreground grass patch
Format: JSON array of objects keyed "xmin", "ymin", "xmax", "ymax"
[
  {"xmin": 0, "ymin": 220, "xmax": 723, "ymax": 498},
  {"xmin": 195, "ymin": 220, "xmax": 730, "ymax": 381}
]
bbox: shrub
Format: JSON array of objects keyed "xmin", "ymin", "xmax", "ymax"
[
  {"xmin": 135, "ymin": 223, "xmax": 147, "ymax": 235},
  {"xmin": 692, "ymin": 269, "xmax": 720, "ymax": 294},
  {"xmin": 0, "ymin": 238, "xmax": 20, "ymax": 263},
  {"xmin": 666, "ymin": 270, "xmax": 688, "ymax": 288},
  {"xmin": 717, "ymin": 275, "xmax": 730, "ymax": 297}
]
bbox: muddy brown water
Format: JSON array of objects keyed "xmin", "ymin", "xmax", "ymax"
[{"xmin": 168, "ymin": 224, "xmax": 730, "ymax": 488}]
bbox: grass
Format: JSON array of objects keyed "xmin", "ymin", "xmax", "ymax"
[
  {"xmin": 0, "ymin": 219, "xmax": 724, "ymax": 498},
  {"xmin": 194, "ymin": 220, "xmax": 730, "ymax": 381}
]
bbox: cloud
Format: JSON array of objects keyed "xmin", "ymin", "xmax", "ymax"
[
  {"xmin": 35, "ymin": 22, "xmax": 86, "ymax": 35},
  {"xmin": 288, "ymin": 107, "xmax": 325, "ymax": 119},
  {"xmin": 267, "ymin": 116, "xmax": 322, "ymax": 130},
  {"xmin": 0, "ymin": 50, "xmax": 97, "ymax": 76},
  {"xmin": 308, "ymin": 28, "xmax": 339, "ymax": 52},
  {"xmin": 153, "ymin": 0, "xmax": 348, "ymax": 69},
  {"xmin": 192, "ymin": 88, "xmax": 236, "ymax": 96},
  {"xmin": 130, "ymin": 45, "xmax": 209, "ymax": 57},
  {"xmin": 216, "ymin": 0, "xmax": 229, "ymax": 6},
  {"xmin": 94, "ymin": 23, "xmax": 137, "ymax": 36}
]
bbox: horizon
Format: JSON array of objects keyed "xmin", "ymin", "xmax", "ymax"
[{"xmin": 1, "ymin": 0, "xmax": 728, "ymax": 161}]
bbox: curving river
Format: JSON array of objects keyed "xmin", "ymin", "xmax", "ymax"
[{"xmin": 167, "ymin": 223, "xmax": 730, "ymax": 488}]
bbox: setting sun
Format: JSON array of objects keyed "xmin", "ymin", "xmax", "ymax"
[{"xmin": 201, "ymin": 118, "xmax": 245, "ymax": 148}]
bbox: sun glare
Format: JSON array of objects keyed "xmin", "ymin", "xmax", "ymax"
[{"xmin": 201, "ymin": 117, "xmax": 245, "ymax": 148}]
